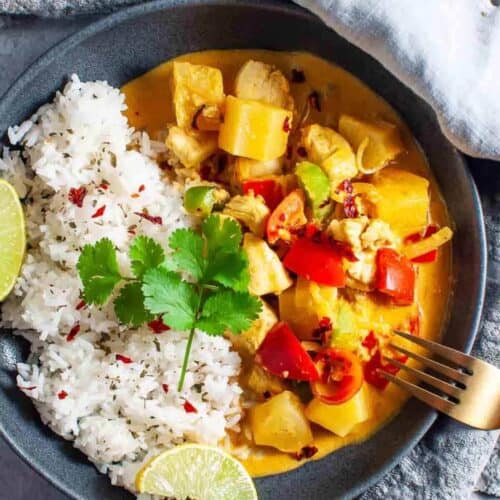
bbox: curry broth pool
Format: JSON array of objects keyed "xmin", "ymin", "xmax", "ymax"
[{"xmin": 122, "ymin": 50, "xmax": 452, "ymax": 477}]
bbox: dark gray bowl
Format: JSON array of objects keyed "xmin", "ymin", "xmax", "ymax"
[{"xmin": 0, "ymin": 1, "xmax": 487, "ymax": 499}]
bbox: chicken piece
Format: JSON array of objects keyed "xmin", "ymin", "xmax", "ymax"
[
  {"xmin": 243, "ymin": 233, "xmax": 293, "ymax": 296},
  {"xmin": 244, "ymin": 364, "xmax": 285, "ymax": 398},
  {"xmin": 234, "ymin": 60, "xmax": 294, "ymax": 111},
  {"xmin": 165, "ymin": 126, "xmax": 218, "ymax": 169},
  {"xmin": 361, "ymin": 219, "xmax": 398, "ymax": 250},
  {"xmin": 328, "ymin": 217, "xmax": 369, "ymax": 253},
  {"xmin": 230, "ymin": 300, "xmax": 278, "ymax": 355},
  {"xmin": 233, "ymin": 157, "xmax": 283, "ymax": 183},
  {"xmin": 223, "ymin": 194, "xmax": 270, "ymax": 237},
  {"xmin": 172, "ymin": 62, "xmax": 225, "ymax": 129},
  {"xmin": 345, "ymin": 252, "xmax": 377, "ymax": 286}
]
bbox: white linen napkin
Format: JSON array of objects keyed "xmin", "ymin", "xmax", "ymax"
[{"xmin": 295, "ymin": 0, "xmax": 500, "ymax": 160}]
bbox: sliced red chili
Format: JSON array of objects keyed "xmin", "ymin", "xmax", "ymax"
[
  {"xmin": 364, "ymin": 349, "xmax": 407, "ymax": 390},
  {"xmin": 375, "ymin": 248, "xmax": 415, "ymax": 305}
]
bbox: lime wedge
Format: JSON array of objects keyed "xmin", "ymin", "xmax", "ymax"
[
  {"xmin": 0, "ymin": 179, "xmax": 25, "ymax": 301},
  {"xmin": 135, "ymin": 444, "xmax": 257, "ymax": 500}
]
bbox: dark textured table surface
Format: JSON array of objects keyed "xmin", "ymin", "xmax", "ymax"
[{"xmin": 0, "ymin": 14, "xmax": 497, "ymax": 500}]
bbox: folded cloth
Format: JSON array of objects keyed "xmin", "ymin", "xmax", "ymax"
[
  {"xmin": 295, "ymin": 0, "xmax": 500, "ymax": 161},
  {"xmin": 0, "ymin": 0, "xmax": 499, "ymax": 498}
]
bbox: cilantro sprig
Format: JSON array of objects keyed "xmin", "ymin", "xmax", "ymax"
[{"xmin": 77, "ymin": 215, "xmax": 261, "ymax": 390}]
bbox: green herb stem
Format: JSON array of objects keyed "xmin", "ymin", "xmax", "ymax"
[{"xmin": 177, "ymin": 286, "xmax": 204, "ymax": 392}]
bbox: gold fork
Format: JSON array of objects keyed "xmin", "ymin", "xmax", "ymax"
[{"xmin": 379, "ymin": 330, "xmax": 500, "ymax": 430}]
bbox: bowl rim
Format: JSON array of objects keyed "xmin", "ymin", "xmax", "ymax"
[{"xmin": 0, "ymin": 1, "xmax": 487, "ymax": 499}]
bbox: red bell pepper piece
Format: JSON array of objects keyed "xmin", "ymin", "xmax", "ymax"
[
  {"xmin": 375, "ymin": 248, "xmax": 415, "ymax": 305},
  {"xmin": 405, "ymin": 225, "xmax": 439, "ymax": 263},
  {"xmin": 255, "ymin": 322, "xmax": 320, "ymax": 381},
  {"xmin": 242, "ymin": 177, "xmax": 284, "ymax": 211},
  {"xmin": 283, "ymin": 237, "xmax": 346, "ymax": 287}
]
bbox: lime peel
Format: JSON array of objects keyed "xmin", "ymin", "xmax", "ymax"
[
  {"xmin": 0, "ymin": 179, "xmax": 25, "ymax": 301},
  {"xmin": 135, "ymin": 444, "xmax": 257, "ymax": 500}
]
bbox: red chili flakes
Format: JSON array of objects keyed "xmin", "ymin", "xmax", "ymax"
[
  {"xmin": 57, "ymin": 390, "xmax": 68, "ymax": 400},
  {"xmin": 68, "ymin": 187, "xmax": 87, "ymax": 208},
  {"xmin": 283, "ymin": 116, "xmax": 291, "ymax": 133},
  {"xmin": 75, "ymin": 300, "xmax": 86, "ymax": 311},
  {"xmin": 134, "ymin": 211, "xmax": 163, "ymax": 225},
  {"xmin": 409, "ymin": 315, "xmax": 420, "ymax": 336},
  {"xmin": 66, "ymin": 323, "xmax": 80, "ymax": 342},
  {"xmin": 297, "ymin": 146, "xmax": 307, "ymax": 158},
  {"xmin": 138, "ymin": 184, "xmax": 145, "ymax": 193},
  {"xmin": 162, "ymin": 384, "xmax": 169, "ymax": 394},
  {"xmin": 293, "ymin": 445, "xmax": 318, "ymax": 461},
  {"xmin": 362, "ymin": 331, "xmax": 378, "ymax": 350},
  {"xmin": 116, "ymin": 354, "xmax": 132, "ymax": 364},
  {"xmin": 91, "ymin": 205, "xmax": 106, "ymax": 218},
  {"xmin": 312, "ymin": 317, "xmax": 332, "ymax": 342},
  {"xmin": 319, "ymin": 317, "xmax": 332, "ymax": 330},
  {"xmin": 343, "ymin": 196, "xmax": 358, "ymax": 218},
  {"xmin": 291, "ymin": 69, "xmax": 306, "ymax": 83},
  {"xmin": 148, "ymin": 318, "xmax": 171, "ymax": 334},
  {"xmin": 99, "ymin": 182, "xmax": 109, "ymax": 190},
  {"xmin": 308, "ymin": 91, "xmax": 321, "ymax": 111},
  {"xmin": 338, "ymin": 179, "xmax": 354, "ymax": 194},
  {"xmin": 330, "ymin": 240, "xmax": 358, "ymax": 262},
  {"xmin": 183, "ymin": 400, "xmax": 198, "ymax": 413},
  {"xmin": 304, "ymin": 223, "xmax": 320, "ymax": 239}
]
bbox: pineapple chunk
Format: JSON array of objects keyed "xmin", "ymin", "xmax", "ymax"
[
  {"xmin": 243, "ymin": 233, "xmax": 292, "ymax": 296},
  {"xmin": 300, "ymin": 124, "xmax": 357, "ymax": 193},
  {"xmin": 233, "ymin": 157, "xmax": 283, "ymax": 182},
  {"xmin": 372, "ymin": 167, "xmax": 430, "ymax": 236},
  {"xmin": 338, "ymin": 115, "xmax": 405, "ymax": 173},
  {"xmin": 223, "ymin": 194, "xmax": 270, "ymax": 237},
  {"xmin": 234, "ymin": 60, "xmax": 294, "ymax": 110},
  {"xmin": 219, "ymin": 96, "xmax": 292, "ymax": 161},
  {"xmin": 279, "ymin": 277, "xmax": 337, "ymax": 340},
  {"xmin": 172, "ymin": 62, "xmax": 225, "ymax": 129},
  {"xmin": 165, "ymin": 126, "xmax": 218, "ymax": 168},
  {"xmin": 244, "ymin": 364, "xmax": 285, "ymax": 397},
  {"xmin": 305, "ymin": 384, "xmax": 372, "ymax": 437},
  {"xmin": 229, "ymin": 300, "xmax": 277, "ymax": 355},
  {"xmin": 250, "ymin": 391, "xmax": 313, "ymax": 452}
]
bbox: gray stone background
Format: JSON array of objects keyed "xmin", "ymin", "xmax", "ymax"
[{"xmin": 0, "ymin": 13, "xmax": 497, "ymax": 500}]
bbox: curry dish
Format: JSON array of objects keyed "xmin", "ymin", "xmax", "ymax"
[{"xmin": 122, "ymin": 50, "xmax": 453, "ymax": 477}]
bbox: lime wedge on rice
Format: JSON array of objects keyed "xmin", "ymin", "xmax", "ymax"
[
  {"xmin": 0, "ymin": 179, "xmax": 25, "ymax": 301},
  {"xmin": 135, "ymin": 444, "xmax": 258, "ymax": 500}
]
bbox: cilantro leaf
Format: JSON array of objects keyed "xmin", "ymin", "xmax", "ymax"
[
  {"xmin": 142, "ymin": 267, "xmax": 198, "ymax": 331},
  {"xmin": 77, "ymin": 238, "xmax": 122, "ymax": 305},
  {"xmin": 129, "ymin": 236, "xmax": 165, "ymax": 278},
  {"xmin": 114, "ymin": 282, "xmax": 154, "ymax": 327},
  {"xmin": 196, "ymin": 290, "xmax": 261, "ymax": 335},
  {"xmin": 202, "ymin": 214, "xmax": 242, "ymax": 256},
  {"xmin": 165, "ymin": 228, "xmax": 205, "ymax": 280},
  {"xmin": 204, "ymin": 250, "xmax": 250, "ymax": 292}
]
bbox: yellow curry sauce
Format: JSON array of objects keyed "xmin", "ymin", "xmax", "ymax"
[{"xmin": 122, "ymin": 50, "xmax": 452, "ymax": 477}]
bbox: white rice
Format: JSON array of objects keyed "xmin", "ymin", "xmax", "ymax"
[{"xmin": 0, "ymin": 75, "xmax": 242, "ymax": 493}]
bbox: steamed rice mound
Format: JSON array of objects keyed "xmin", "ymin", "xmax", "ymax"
[{"xmin": 0, "ymin": 76, "xmax": 242, "ymax": 492}]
